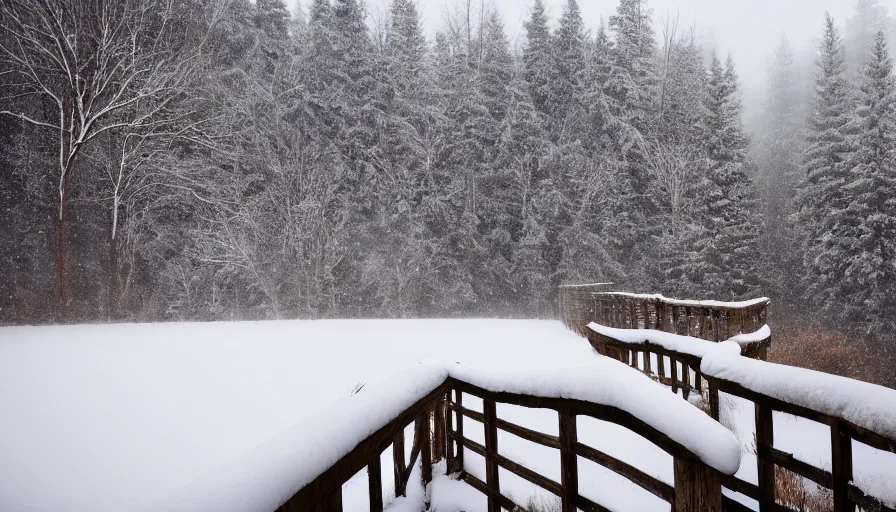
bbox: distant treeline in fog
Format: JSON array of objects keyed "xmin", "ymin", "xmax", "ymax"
[{"xmin": 0, "ymin": 0, "xmax": 893, "ymax": 343}]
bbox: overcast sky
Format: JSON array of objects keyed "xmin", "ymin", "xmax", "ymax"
[{"xmin": 294, "ymin": 0, "xmax": 892, "ymax": 114}]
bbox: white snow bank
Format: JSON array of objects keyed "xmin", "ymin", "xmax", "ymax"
[
  {"xmin": 0, "ymin": 319, "xmax": 593, "ymax": 512},
  {"xmin": 587, "ymin": 323, "xmax": 771, "ymax": 358},
  {"xmin": 702, "ymin": 341, "xmax": 896, "ymax": 441},
  {"xmin": 151, "ymin": 357, "xmax": 740, "ymax": 512},
  {"xmin": 597, "ymin": 292, "xmax": 769, "ymax": 309}
]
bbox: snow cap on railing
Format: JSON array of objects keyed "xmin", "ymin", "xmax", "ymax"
[
  {"xmin": 587, "ymin": 322, "xmax": 771, "ymax": 358},
  {"xmin": 595, "ymin": 292, "xmax": 769, "ymax": 309},
  {"xmin": 149, "ymin": 358, "xmax": 742, "ymax": 512},
  {"xmin": 702, "ymin": 341, "xmax": 896, "ymax": 441}
]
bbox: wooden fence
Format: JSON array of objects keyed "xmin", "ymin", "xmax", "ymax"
[
  {"xmin": 560, "ymin": 288, "xmax": 770, "ymax": 358},
  {"xmin": 569, "ymin": 288, "xmax": 896, "ymax": 512},
  {"xmin": 282, "ymin": 377, "xmax": 729, "ymax": 512},
  {"xmin": 586, "ymin": 330, "xmax": 896, "ymax": 512}
]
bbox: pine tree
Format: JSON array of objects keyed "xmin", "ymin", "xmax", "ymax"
[
  {"xmin": 523, "ymin": 0, "xmax": 553, "ymax": 115},
  {"xmin": 841, "ymin": 31, "xmax": 896, "ymax": 337},
  {"xmin": 754, "ymin": 36, "xmax": 808, "ymax": 304},
  {"xmin": 795, "ymin": 13, "xmax": 855, "ymax": 311},
  {"xmin": 695, "ymin": 52, "xmax": 762, "ymax": 299},
  {"xmin": 607, "ymin": 0, "xmax": 658, "ymax": 137},
  {"xmin": 550, "ymin": 0, "xmax": 587, "ymax": 137},
  {"xmin": 603, "ymin": 0, "xmax": 660, "ymax": 287}
]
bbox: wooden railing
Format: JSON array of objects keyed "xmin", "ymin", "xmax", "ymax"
[
  {"xmin": 283, "ymin": 376, "xmax": 731, "ymax": 512},
  {"xmin": 560, "ymin": 288, "xmax": 769, "ymax": 357},
  {"xmin": 587, "ymin": 330, "xmax": 896, "ymax": 512},
  {"xmin": 706, "ymin": 376, "xmax": 896, "ymax": 512},
  {"xmin": 564, "ymin": 286, "xmax": 896, "ymax": 512},
  {"xmin": 275, "ymin": 383, "xmax": 447, "ymax": 512}
]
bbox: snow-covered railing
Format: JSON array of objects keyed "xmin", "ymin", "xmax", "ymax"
[
  {"xmin": 154, "ymin": 361, "xmax": 742, "ymax": 512},
  {"xmin": 559, "ymin": 286, "xmax": 769, "ymax": 355},
  {"xmin": 702, "ymin": 342, "xmax": 896, "ymax": 512},
  {"xmin": 588, "ymin": 324, "xmax": 896, "ymax": 512},
  {"xmin": 587, "ymin": 323, "xmax": 771, "ymax": 401}
]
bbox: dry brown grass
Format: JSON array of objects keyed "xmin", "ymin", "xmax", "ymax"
[
  {"xmin": 774, "ymin": 466, "xmax": 832, "ymax": 512},
  {"xmin": 768, "ymin": 321, "xmax": 862, "ymax": 378}
]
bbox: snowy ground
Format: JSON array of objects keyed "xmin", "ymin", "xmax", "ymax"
[{"xmin": 1, "ymin": 319, "xmax": 894, "ymax": 512}]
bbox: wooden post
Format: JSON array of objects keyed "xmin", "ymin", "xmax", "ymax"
[
  {"xmin": 673, "ymin": 458, "xmax": 722, "ymax": 512},
  {"xmin": 421, "ymin": 412, "xmax": 433, "ymax": 488},
  {"xmin": 682, "ymin": 363, "xmax": 691, "ymax": 400},
  {"xmin": 708, "ymin": 380, "xmax": 720, "ymax": 421},
  {"xmin": 657, "ymin": 353, "xmax": 666, "ymax": 381},
  {"xmin": 644, "ymin": 346, "xmax": 653, "ymax": 376},
  {"xmin": 755, "ymin": 402, "xmax": 775, "ymax": 512},
  {"xmin": 454, "ymin": 391, "xmax": 464, "ymax": 473},
  {"xmin": 446, "ymin": 391, "xmax": 455, "ymax": 471},
  {"xmin": 559, "ymin": 408, "xmax": 579, "ymax": 512},
  {"xmin": 483, "ymin": 398, "xmax": 500, "ymax": 512},
  {"xmin": 368, "ymin": 455, "xmax": 383, "ymax": 512},
  {"xmin": 393, "ymin": 430, "xmax": 406, "ymax": 497},
  {"xmin": 433, "ymin": 395, "xmax": 446, "ymax": 462},
  {"xmin": 831, "ymin": 421, "xmax": 855, "ymax": 512},
  {"xmin": 670, "ymin": 358, "xmax": 679, "ymax": 394}
]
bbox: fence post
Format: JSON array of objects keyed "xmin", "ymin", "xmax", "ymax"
[
  {"xmin": 673, "ymin": 458, "xmax": 722, "ymax": 512},
  {"xmin": 559, "ymin": 408, "xmax": 579, "ymax": 512},
  {"xmin": 421, "ymin": 411, "xmax": 432, "ymax": 488},
  {"xmin": 368, "ymin": 456, "xmax": 383, "ymax": 512},
  {"xmin": 708, "ymin": 379, "xmax": 720, "ymax": 421},
  {"xmin": 755, "ymin": 401, "xmax": 775, "ymax": 512},
  {"xmin": 483, "ymin": 398, "xmax": 500, "ymax": 512},
  {"xmin": 433, "ymin": 395, "xmax": 446, "ymax": 463},
  {"xmin": 452, "ymin": 391, "xmax": 464, "ymax": 473},
  {"xmin": 831, "ymin": 420, "xmax": 855, "ymax": 512},
  {"xmin": 393, "ymin": 429, "xmax": 406, "ymax": 497}
]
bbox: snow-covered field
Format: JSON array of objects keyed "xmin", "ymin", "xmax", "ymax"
[
  {"xmin": 0, "ymin": 320, "xmax": 593, "ymax": 511},
  {"xmin": 1, "ymin": 319, "xmax": 894, "ymax": 512}
]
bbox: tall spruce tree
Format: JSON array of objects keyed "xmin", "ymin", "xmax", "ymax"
[
  {"xmin": 523, "ymin": 0, "xmax": 553, "ymax": 115},
  {"xmin": 550, "ymin": 0, "xmax": 587, "ymax": 139},
  {"xmin": 842, "ymin": 31, "xmax": 896, "ymax": 338},
  {"xmin": 696, "ymin": 52, "xmax": 762, "ymax": 299},
  {"xmin": 795, "ymin": 13, "xmax": 856, "ymax": 312}
]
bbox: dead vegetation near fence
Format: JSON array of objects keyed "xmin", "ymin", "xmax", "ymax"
[{"xmin": 768, "ymin": 314, "xmax": 894, "ymax": 389}]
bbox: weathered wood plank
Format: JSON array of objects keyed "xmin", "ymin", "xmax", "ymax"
[
  {"xmin": 831, "ymin": 421, "xmax": 855, "ymax": 512},
  {"xmin": 559, "ymin": 408, "xmax": 578, "ymax": 512},
  {"xmin": 755, "ymin": 401, "xmax": 775, "ymax": 512},
  {"xmin": 368, "ymin": 455, "xmax": 383, "ymax": 512},
  {"xmin": 575, "ymin": 442, "xmax": 674, "ymax": 502},
  {"xmin": 674, "ymin": 457, "xmax": 722, "ymax": 512},
  {"xmin": 393, "ymin": 430, "xmax": 406, "ymax": 497},
  {"xmin": 458, "ymin": 471, "xmax": 519, "ymax": 511},
  {"xmin": 763, "ymin": 446, "xmax": 833, "ymax": 489},
  {"xmin": 483, "ymin": 398, "xmax": 500, "ymax": 512}
]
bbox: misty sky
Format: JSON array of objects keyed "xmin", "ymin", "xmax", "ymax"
[{"xmin": 295, "ymin": 0, "xmax": 889, "ymax": 118}]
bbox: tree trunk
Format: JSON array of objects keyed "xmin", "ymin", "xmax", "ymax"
[{"xmin": 55, "ymin": 177, "xmax": 69, "ymax": 321}]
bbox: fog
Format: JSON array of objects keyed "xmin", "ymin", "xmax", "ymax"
[{"xmin": 296, "ymin": 0, "xmax": 874, "ymax": 119}]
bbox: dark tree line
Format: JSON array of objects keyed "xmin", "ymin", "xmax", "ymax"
[{"xmin": 0, "ymin": 0, "xmax": 884, "ymax": 343}]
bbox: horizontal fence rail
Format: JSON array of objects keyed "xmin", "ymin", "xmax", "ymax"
[
  {"xmin": 444, "ymin": 378, "xmax": 725, "ymax": 512},
  {"xmin": 588, "ymin": 325, "xmax": 896, "ymax": 512},
  {"xmin": 284, "ymin": 376, "xmax": 729, "ymax": 512}
]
